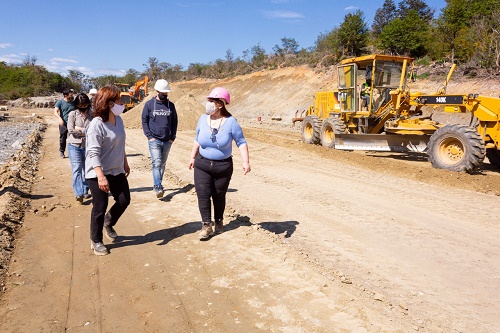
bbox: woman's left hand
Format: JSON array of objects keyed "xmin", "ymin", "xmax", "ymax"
[
  {"xmin": 242, "ymin": 162, "xmax": 251, "ymax": 175},
  {"xmin": 124, "ymin": 163, "xmax": 130, "ymax": 177}
]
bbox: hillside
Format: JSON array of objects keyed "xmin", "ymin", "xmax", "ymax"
[{"xmin": 122, "ymin": 64, "xmax": 500, "ymax": 132}]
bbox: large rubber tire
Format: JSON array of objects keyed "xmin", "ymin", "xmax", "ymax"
[
  {"xmin": 427, "ymin": 124, "xmax": 485, "ymax": 172},
  {"xmin": 486, "ymin": 148, "xmax": 500, "ymax": 169},
  {"xmin": 301, "ymin": 116, "xmax": 321, "ymax": 144},
  {"xmin": 320, "ymin": 117, "xmax": 348, "ymax": 148}
]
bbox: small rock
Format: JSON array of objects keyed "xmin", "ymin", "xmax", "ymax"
[{"xmin": 340, "ymin": 276, "xmax": 352, "ymax": 284}]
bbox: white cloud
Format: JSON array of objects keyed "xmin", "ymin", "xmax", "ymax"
[
  {"xmin": 48, "ymin": 48, "xmax": 54, "ymax": 52},
  {"xmin": 50, "ymin": 57, "xmax": 78, "ymax": 64},
  {"xmin": 0, "ymin": 43, "xmax": 13, "ymax": 49},
  {"xmin": 95, "ymin": 68, "xmax": 126, "ymax": 76},
  {"xmin": 264, "ymin": 10, "xmax": 304, "ymax": 19},
  {"xmin": 345, "ymin": 6, "xmax": 359, "ymax": 11},
  {"xmin": 0, "ymin": 53, "xmax": 21, "ymax": 63}
]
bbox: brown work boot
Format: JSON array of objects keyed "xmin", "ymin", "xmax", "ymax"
[
  {"xmin": 198, "ymin": 222, "xmax": 214, "ymax": 240},
  {"xmin": 214, "ymin": 219, "xmax": 224, "ymax": 234}
]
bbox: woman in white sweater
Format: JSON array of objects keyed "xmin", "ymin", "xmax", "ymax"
[{"xmin": 85, "ymin": 85, "xmax": 130, "ymax": 256}]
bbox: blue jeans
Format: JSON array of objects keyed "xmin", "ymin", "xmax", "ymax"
[
  {"xmin": 148, "ymin": 139, "xmax": 172, "ymax": 190},
  {"xmin": 68, "ymin": 143, "xmax": 89, "ymax": 197}
]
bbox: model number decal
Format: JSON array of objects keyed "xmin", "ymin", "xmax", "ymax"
[{"xmin": 420, "ymin": 96, "xmax": 463, "ymax": 105}]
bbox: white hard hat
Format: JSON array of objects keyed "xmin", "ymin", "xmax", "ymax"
[
  {"xmin": 89, "ymin": 88, "xmax": 97, "ymax": 95},
  {"xmin": 154, "ymin": 79, "xmax": 171, "ymax": 93}
]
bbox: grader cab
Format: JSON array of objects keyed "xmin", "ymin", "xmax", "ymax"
[{"xmin": 298, "ymin": 54, "xmax": 500, "ymax": 172}]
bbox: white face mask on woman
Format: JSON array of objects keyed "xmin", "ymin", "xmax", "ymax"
[
  {"xmin": 111, "ymin": 102, "xmax": 125, "ymax": 116},
  {"xmin": 205, "ymin": 101, "xmax": 216, "ymax": 115}
]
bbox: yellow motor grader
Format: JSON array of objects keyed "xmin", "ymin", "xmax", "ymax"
[{"xmin": 297, "ymin": 54, "xmax": 500, "ymax": 172}]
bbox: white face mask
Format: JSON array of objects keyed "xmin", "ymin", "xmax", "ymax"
[
  {"xmin": 111, "ymin": 102, "xmax": 125, "ymax": 116},
  {"xmin": 205, "ymin": 101, "xmax": 216, "ymax": 115}
]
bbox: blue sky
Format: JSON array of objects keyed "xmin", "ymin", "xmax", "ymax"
[{"xmin": 1, "ymin": 0, "xmax": 446, "ymax": 77}]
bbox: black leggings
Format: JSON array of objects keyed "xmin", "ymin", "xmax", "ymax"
[
  {"xmin": 193, "ymin": 155, "xmax": 233, "ymax": 222},
  {"xmin": 88, "ymin": 173, "xmax": 130, "ymax": 243}
]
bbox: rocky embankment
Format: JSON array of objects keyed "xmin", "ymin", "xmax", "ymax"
[
  {"xmin": 0, "ymin": 114, "xmax": 45, "ymax": 291},
  {"xmin": 0, "ymin": 94, "xmax": 60, "ymax": 109}
]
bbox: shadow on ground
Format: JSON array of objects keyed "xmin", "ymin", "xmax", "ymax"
[{"xmin": 106, "ymin": 215, "xmax": 299, "ymax": 251}]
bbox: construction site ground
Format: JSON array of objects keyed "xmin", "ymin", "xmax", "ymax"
[{"xmin": 0, "ymin": 66, "xmax": 499, "ymax": 333}]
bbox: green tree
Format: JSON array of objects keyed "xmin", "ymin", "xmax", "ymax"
[
  {"xmin": 143, "ymin": 57, "xmax": 162, "ymax": 81},
  {"xmin": 273, "ymin": 37, "xmax": 300, "ymax": 56},
  {"xmin": 314, "ymin": 28, "xmax": 342, "ymax": 66},
  {"xmin": 397, "ymin": 0, "xmax": 435, "ymax": 22},
  {"xmin": 436, "ymin": 0, "xmax": 500, "ymax": 64},
  {"xmin": 467, "ymin": 9, "xmax": 500, "ymax": 69},
  {"xmin": 122, "ymin": 68, "xmax": 140, "ymax": 86},
  {"xmin": 22, "ymin": 54, "xmax": 38, "ymax": 67},
  {"xmin": 379, "ymin": 10, "xmax": 429, "ymax": 56},
  {"xmin": 436, "ymin": 0, "xmax": 468, "ymax": 63},
  {"xmin": 250, "ymin": 43, "xmax": 266, "ymax": 67},
  {"xmin": 338, "ymin": 10, "xmax": 368, "ymax": 57},
  {"xmin": 372, "ymin": 0, "xmax": 397, "ymax": 37},
  {"xmin": 67, "ymin": 69, "xmax": 85, "ymax": 91}
]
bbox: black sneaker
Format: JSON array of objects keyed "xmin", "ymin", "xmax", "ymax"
[
  {"xmin": 83, "ymin": 193, "xmax": 92, "ymax": 199},
  {"xmin": 104, "ymin": 225, "xmax": 118, "ymax": 242},
  {"xmin": 76, "ymin": 196, "xmax": 83, "ymax": 204},
  {"xmin": 90, "ymin": 241, "xmax": 108, "ymax": 256}
]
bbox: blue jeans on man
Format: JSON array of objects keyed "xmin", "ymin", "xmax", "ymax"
[
  {"xmin": 68, "ymin": 143, "xmax": 89, "ymax": 198},
  {"xmin": 148, "ymin": 139, "xmax": 172, "ymax": 196}
]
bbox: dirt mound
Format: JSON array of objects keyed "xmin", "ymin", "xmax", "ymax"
[{"xmin": 122, "ymin": 66, "xmax": 337, "ymax": 132}]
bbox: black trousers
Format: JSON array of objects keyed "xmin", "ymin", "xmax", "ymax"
[
  {"xmin": 193, "ymin": 155, "xmax": 233, "ymax": 222},
  {"xmin": 88, "ymin": 173, "xmax": 130, "ymax": 243},
  {"xmin": 59, "ymin": 125, "xmax": 68, "ymax": 153}
]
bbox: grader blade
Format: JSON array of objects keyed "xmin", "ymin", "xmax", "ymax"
[{"xmin": 335, "ymin": 134, "xmax": 429, "ymax": 153}]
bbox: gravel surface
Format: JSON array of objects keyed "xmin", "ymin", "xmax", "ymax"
[{"xmin": 0, "ymin": 116, "xmax": 43, "ymax": 166}]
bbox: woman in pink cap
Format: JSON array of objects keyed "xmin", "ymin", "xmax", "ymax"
[{"xmin": 188, "ymin": 87, "xmax": 251, "ymax": 240}]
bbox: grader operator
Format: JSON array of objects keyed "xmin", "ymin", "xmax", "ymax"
[{"xmin": 297, "ymin": 54, "xmax": 500, "ymax": 172}]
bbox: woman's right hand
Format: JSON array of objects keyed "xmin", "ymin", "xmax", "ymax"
[
  {"xmin": 98, "ymin": 176, "xmax": 110, "ymax": 193},
  {"xmin": 188, "ymin": 158, "xmax": 195, "ymax": 170}
]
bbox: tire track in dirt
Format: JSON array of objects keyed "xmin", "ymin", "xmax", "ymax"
[{"xmin": 160, "ymin": 127, "xmax": 500, "ymax": 333}]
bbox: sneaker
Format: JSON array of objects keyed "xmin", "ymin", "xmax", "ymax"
[
  {"xmin": 76, "ymin": 196, "xmax": 83, "ymax": 204},
  {"xmin": 214, "ymin": 219, "xmax": 224, "ymax": 234},
  {"xmin": 90, "ymin": 241, "xmax": 109, "ymax": 256},
  {"xmin": 198, "ymin": 222, "xmax": 214, "ymax": 240},
  {"xmin": 59, "ymin": 152, "xmax": 65, "ymax": 158},
  {"xmin": 104, "ymin": 224, "xmax": 118, "ymax": 243},
  {"xmin": 83, "ymin": 193, "xmax": 92, "ymax": 199},
  {"xmin": 155, "ymin": 188, "xmax": 164, "ymax": 198}
]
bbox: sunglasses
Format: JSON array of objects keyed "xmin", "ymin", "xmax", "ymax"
[
  {"xmin": 210, "ymin": 128, "xmax": 220, "ymax": 148},
  {"xmin": 210, "ymin": 128, "xmax": 218, "ymax": 141}
]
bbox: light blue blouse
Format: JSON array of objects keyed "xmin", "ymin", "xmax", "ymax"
[{"xmin": 195, "ymin": 114, "xmax": 247, "ymax": 160}]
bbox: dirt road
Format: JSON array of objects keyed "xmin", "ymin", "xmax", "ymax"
[{"xmin": 0, "ymin": 108, "xmax": 499, "ymax": 333}]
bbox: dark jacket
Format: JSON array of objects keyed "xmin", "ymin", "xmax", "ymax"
[{"xmin": 141, "ymin": 97, "xmax": 178, "ymax": 141}]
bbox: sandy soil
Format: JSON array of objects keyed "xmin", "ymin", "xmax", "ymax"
[{"xmin": 0, "ymin": 66, "xmax": 500, "ymax": 332}]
